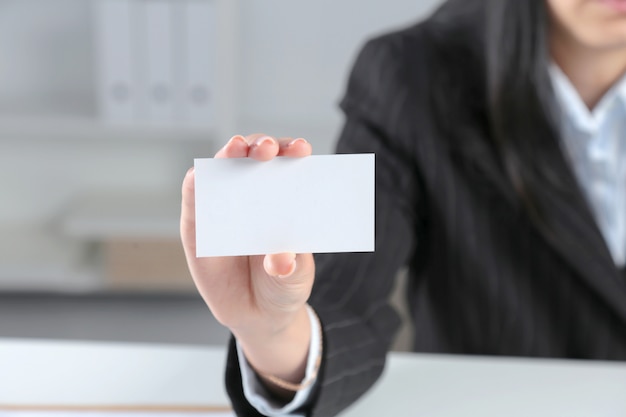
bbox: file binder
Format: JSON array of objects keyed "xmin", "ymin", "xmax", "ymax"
[
  {"xmin": 180, "ymin": 0, "xmax": 217, "ymax": 128},
  {"xmin": 94, "ymin": 0, "xmax": 136, "ymax": 124},
  {"xmin": 137, "ymin": 0, "xmax": 175, "ymax": 124}
]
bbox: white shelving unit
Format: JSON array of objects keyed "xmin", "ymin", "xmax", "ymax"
[
  {"xmin": 60, "ymin": 190, "xmax": 181, "ymax": 240},
  {"xmin": 0, "ymin": 225, "xmax": 98, "ymax": 292},
  {"xmin": 0, "ymin": 0, "xmax": 239, "ymax": 292},
  {"xmin": 0, "ymin": 115, "xmax": 218, "ymax": 142}
]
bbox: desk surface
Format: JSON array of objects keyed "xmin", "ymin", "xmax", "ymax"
[{"xmin": 1, "ymin": 338, "xmax": 626, "ymax": 416}]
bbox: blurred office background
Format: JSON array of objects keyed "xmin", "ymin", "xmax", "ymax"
[{"xmin": 0, "ymin": 0, "xmax": 442, "ymax": 348}]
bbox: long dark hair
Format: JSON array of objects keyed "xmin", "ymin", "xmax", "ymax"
[
  {"xmin": 485, "ymin": 0, "xmax": 562, "ymax": 219},
  {"xmin": 431, "ymin": 0, "xmax": 563, "ymax": 221}
]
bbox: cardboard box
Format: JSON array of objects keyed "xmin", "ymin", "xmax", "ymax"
[{"xmin": 104, "ymin": 238, "xmax": 194, "ymax": 292}]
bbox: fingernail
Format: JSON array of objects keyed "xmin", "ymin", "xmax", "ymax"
[
  {"xmin": 253, "ymin": 136, "xmax": 276, "ymax": 147},
  {"xmin": 185, "ymin": 167, "xmax": 194, "ymax": 176},
  {"xmin": 287, "ymin": 138, "xmax": 308, "ymax": 147},
  {"xmin": 226, "ymin": 135, "xmax": 246, "ymax": 147},
  {"xmin": 278, "ymin": 256, "xmax": 297, "ymax": 279},
  {"xmin": 265, "ymin": 253, "xmax": 297, "ymax": 278}
]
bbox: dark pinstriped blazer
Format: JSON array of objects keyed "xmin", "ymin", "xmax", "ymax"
[{"xmin": 225, "ymin": 9, "xmax": 626, "ymax": 417}]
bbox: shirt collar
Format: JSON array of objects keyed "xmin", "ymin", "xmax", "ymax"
[
  {"xmin": 549, "ymin": 63, "xmax": 626, "ymax": 134},
  {"xmin": 617, "ymin": 70, "xmax": 626, "ymax": 106}
]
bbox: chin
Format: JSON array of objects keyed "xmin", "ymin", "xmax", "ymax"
[
  {"xmin": 579, "ymin": 24, "xmax": 626, "ymax": 50},
  {"xmin": 588, "ymin": 35, "xmax": 626, "ymax": 50}
]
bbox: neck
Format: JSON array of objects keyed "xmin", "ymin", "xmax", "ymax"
[{"xmin": 550, "ymin": 31, "xmax": 626, "ymax": 110}]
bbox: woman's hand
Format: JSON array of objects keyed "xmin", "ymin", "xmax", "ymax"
[{"xmin": 180, "ymin": 134, "xmax": 316, "ymax": 389}]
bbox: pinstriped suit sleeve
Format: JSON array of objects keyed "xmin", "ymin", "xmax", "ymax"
[
  {"xmin": 307, "ymin": 35, "xmax": 424, "ymax": 416},
  {"xmin": 225, "ymin": 34, "xmax": 425, "ymax": 417}
]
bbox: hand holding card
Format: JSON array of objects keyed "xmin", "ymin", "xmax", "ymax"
[{"xmin": 179, "ymin": 134, "xmax": 329, "ymax": 399}]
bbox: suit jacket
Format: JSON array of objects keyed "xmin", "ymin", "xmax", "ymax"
[{"xmin": 225, "ymin": 7, "xmax": 626, "ymax": 417}]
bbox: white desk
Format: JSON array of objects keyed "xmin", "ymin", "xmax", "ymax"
[{"xmin": 1, "ymin": 339, "xmax": 625, "ymax": 416}]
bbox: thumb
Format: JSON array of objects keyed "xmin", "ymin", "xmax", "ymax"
[{"xmin": 257, "ymin": 252, "xmax": 315, "ymax": 311}]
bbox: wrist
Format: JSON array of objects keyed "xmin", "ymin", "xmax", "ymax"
[
  {"xmin": 235, "ymin": 305, "xmax": 312, "ymax": 382},
  {"xmin": 232, "ymin": 304, "xmax": 308, "ymax": 344}
]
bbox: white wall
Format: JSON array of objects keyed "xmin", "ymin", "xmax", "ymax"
[
  {"xmin": 238, "ymin": 0, "xmax": 442, "ymax": 128},
  {"xmin": 0, "ymin": 0, "xmax": 94, "ymax": 114}
]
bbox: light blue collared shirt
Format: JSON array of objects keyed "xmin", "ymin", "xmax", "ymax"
[{"xmin": 549, "ymin": 65, "xmax": 626, "ymax": 267}]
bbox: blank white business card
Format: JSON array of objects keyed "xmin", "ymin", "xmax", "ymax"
[{"xmin": 194, "ymin": 154, "xmax": 374, "ymax": 257}]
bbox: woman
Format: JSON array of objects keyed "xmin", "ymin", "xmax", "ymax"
[{"xmin": 180, "ymin": 0, "xmax": 626, "ymax": 416}]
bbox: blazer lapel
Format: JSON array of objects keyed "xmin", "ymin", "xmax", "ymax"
[
  {"xmin": 525, "ymin": 135, "xmax": 626, "ymax": 323},
  {"xmin": 449, "ymin": 126, "xmax": 626, "ymax": 323}
]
